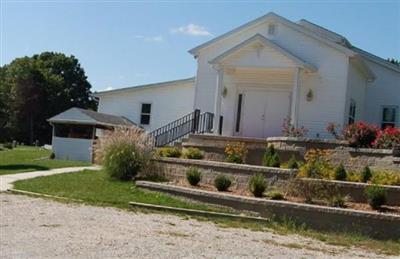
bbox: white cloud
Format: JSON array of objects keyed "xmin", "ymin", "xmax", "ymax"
[
  {"xmin": 105, "ymin": 86, "xmax": 114, "ymax": 91},
  {"xmin": 170, "ymin": 23, "xmax": 212, "ymax": 36},
  {"xmin": 134, "ymin": 35, "xmax": 164, "ymax": 42}
]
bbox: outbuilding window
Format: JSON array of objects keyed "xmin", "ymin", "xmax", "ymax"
[
  {"xmin": 348, "ymin": 99, "xmax": 356, "ymax": 124},
  {"xmin": 268, "ymin": 23, "xmax": 276, "ymax": 35},
  {"xmin": 140, "ymin": 103, "xmax": 152, "ymax": 125},
  {"xmin": 381, "ymin": 106, "xmax": 398, "ymax": 129}
]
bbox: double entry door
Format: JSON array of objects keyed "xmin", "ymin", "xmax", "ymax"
[{"xmin": 240, "ymin": 89, "xmax": 291, "ymax": 138}]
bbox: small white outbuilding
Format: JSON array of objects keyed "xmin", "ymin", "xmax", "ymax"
[{"xmin": 48, "ymin": 107, "xmax": 136, "ymax": 162}]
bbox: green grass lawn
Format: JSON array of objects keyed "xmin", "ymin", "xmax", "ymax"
[
  {"xmin": 13, "ymin": 169, "xmax": 229, "ymax": 212},
  {"xmin": 12, "ymin": 169, "xmax": 400, "ymax": 256},
  {"xmin": 0, "ymin": 146, "xmax": 90, "ymax": 175}
]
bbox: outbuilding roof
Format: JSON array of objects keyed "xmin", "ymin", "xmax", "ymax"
[{"xmin": 48, "ymin": 107, "xmax": 136, "ymax": 127}]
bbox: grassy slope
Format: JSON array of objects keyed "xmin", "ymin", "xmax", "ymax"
[
  {"xmin": 0, "ymin": 147, "xmax": 89, "ymax": 175},
  {"xmin": 13, "ymin": 169, "xmax": 400, "ymax": 256}
]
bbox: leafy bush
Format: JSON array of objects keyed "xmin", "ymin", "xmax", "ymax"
[
  {"xmin": 333, "ymin": 164, "xmax": 347, "ymax": 181},
  {"xmin": 373, "ymin": 127, "xmax": 400, "ymax": 149},
  {"xmin": 343, "ymin": 122, "xmax": 378, "ymax": 148},
  {"xmin": 361, "ymin": 166, "xmax": 372, "ymax": 183},
  {"xmin": 156, "ymin": 147, "xmax": 182, "ymax": 158},
  {"xmin": 224, "ymin": 142, "xmax": 248, "ymax": 164},
  {"xmin": 186, "ymin": 167, "xmax": 202, "ymax": 186},
  {"xmin": 371, "ymin": 170, "xmax": 400, "ymax": 186},
  {"xmin": 266, "ymin": 190, "xmax": 284, "ymax": 200},
  {"xmin": 94, "ymin": 127, "xmax": 154, "ymax": 180},
  {"xmin": 287, "ymin": 178, "xmax": 325, "ymax": 203},
  {"xmin": 49, "ymin": 152, "xmax": 55, "ymax": 160},
  {"xmin": 287, "ymin": 155, "xmax": 299, "ymax": 169},
  {"xmin": 262, "ymin": 145, "xmax": 280, "ymax": 167},
  {"xmin": 248, "ymin": 173, "xmax": 267, "ymax": 197},
  {"xmin": 3, "ymin": 142, "xmax": 13, "ymax": 149},
  {"xmin": 214, "ymin": 174, "xmax": 232, "ymax": 191},
  {"xmin": 364, "ymin": 185, "xmax": 387, "ymax": 209},
  {"xmin": 182, "ymin": 148, "xmax": 204, "ymax": 160},
  {"xmin": 282, "ymin": 118, "xmax": 308, "ymax": 137},
  {"xmin": 298, "ymin": 149, "xmax": 332, "ymax": 179}
]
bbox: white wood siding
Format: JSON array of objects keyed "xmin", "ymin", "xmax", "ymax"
[
  {"xmin": 345, "ymin": 62, "xmax": 368, "ymax": 124},
  {"xmin": 195, "ymin": 19, "xmax": 349, "ymax": 138},
  {"xmin": 364, "ymin": 61, "xmax": 400, "ymax": 126},
  {"xmin": 97, "ymin": 81, "xmax": 195, "ymax": 132}
]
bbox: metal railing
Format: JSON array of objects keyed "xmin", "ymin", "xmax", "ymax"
[{"xmin": 149, "ymin": 109, "xmax": 214, "ymax": 147}]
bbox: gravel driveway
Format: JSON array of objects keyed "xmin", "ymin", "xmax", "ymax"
[{"xmin": 0, "ymin": 193, "xmax": 393, "ymax": 259}]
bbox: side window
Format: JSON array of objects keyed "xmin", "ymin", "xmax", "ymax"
[
  {"xmin": 348, "ymin": 99, "xmax": 356, "ymax": 125},
  {"xmin": 140, "ymin": 103, "xmax": 151, "ymax": 125},
  {"xmin": 381, "ymin": 106, "xmax": 398, "ymax": 129},
  {"xmin": 268, "ymin": 23, "xmax": 276, "ymax": 35}
]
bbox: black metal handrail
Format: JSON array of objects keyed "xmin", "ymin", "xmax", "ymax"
[{"xmin": 149, "ymin": 109, "xmax": 214, "ymax": 147}]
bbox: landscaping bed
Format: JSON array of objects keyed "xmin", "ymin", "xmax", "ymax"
[{"xmin": 136, "ymin": 180, "xmax": 400, "ymax": 240}]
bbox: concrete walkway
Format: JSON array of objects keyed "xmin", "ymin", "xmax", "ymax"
[{"xmin": 0, "ymin": 166, "xmax": 101, "ymax": 191}]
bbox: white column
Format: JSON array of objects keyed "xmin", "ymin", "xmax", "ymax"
[
  {"xmin": 290, "ymin": 67, "xmax": 301, "ymax": 127},
  {"xmin": 213, "ymin": 67, "xmax": 224, "ymax": 134}
]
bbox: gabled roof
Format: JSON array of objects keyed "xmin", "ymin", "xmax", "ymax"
[
  {"xmin": 48, "ymin": 107, "xmax": 136, "ymax": 127},
  {"xmin": 188, "ymin": 12, "xmax": 355, "ymax": 57},
  {"xmin": 209, "ymin": 34, "xmax": 317, "ymax": 72},
  {"xmin": 94, "ymin": 77, "xmax": 195, "ymax": 97}
]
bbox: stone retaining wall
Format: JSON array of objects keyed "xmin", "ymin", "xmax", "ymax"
[
  {"xmin": 136, "ymin": 181, "xmax": 400, "ymax": 240},
  {"xmin": 151, "ymin": 157, "xmax": 296, "ymax": 191},
  {"xmin": 184, "ymin": 134, "xmax": 399, "ymax": 171}
]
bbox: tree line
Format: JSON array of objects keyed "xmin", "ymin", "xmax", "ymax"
[{"xmin": 0, "ymin": 52, "xmax": 97, "ymax": 145}]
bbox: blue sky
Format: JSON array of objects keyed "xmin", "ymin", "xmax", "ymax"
[{"xmin": 1, "ymin": 1, "xmax": 399, "ymax": 92}]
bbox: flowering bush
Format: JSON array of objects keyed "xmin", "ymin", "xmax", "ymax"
[
  {"xmin": 282, "ymin": 118, "xmax": 308, "ymax": 138},
  {"xmin": 342, "ymin": 122, "xmax": 378, "ymax": 148},
  {"xmin": 326, "ymin": 122, "xmax": 341, "ymax": 139},
  {"xmin": 298, "ymin": 149, "xmax": 333, "ymax": 179},
  {"xmin": 225, "ymin": 142, "xmax": 248, "ymax": 164},
  {"xmin": 373, "ymin": 127, "xmax": 400, "ymax": 149}
]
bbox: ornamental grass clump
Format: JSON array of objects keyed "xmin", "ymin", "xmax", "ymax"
[
  {"xmin": 248, "ymin": 173, "xmax": 267, "ymax": 197},
  {"xmin": 287, "ymin": 155, "xmax": 299, "ymax": 169},
  {"xmin": 214, "ymin": 174, "xmax": 232, "ymax": 191},
  {"xmin": 364, "ymin": 185, "xmax": 387, "ymax": 210},
  {"xmin": 262, "ymin": 145, "xmax": 280, "ymax": 168},
  {"xmin": 186, "ymin": 167, "xmax": 202, "ymax": 186},
  {"xmin": 94, "ymin": 127, "xmax": 154, "ymax": 181},
  {"xmin": 225, "ymin": 142, "xmax": 248, "ymax": 164},
  {"xmin": 266, "ymin": 190, "xmax": 284, "ymax": 200}
]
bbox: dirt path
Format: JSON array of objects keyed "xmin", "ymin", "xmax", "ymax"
[{"xmin": 0, "ymin": 194, "xmax": 393, "ymax": 259}]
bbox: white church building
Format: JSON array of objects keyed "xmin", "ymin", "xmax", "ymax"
[{"xmin": 95, "ymin": 12, "xmax": 399, "ymax": 140}]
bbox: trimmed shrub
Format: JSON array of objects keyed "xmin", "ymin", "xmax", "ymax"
[
  {"xmin": 156, "ymin": 147, "xmax": 181, "ymax": 158},
  {"xmin": 364, "ymin": 185, "xmax": 387, "ymax": 209},
  {"xmin": 287, "ymin": 155, "xmax": 299, "ymax": 169},
  {"xmin": 361, "ymin": 166, "xmax": 372, "ymax": 183},
  {"xmin": 248, "ymin": 173, "xmax": 267, "ymax": 197},
  {"xmin": 94, "ymin": 127, "xmax": 154, "ymax": 180},
  {"xmin": 49, "ymin": 152, "xmax": 55, "ymax": 160},
  {"xmin": 182, "ymin": 148, "xmax": 204, "ymax": 160},
  {"xmin": 343, "ymin": 122, "xmax": 378, "ymax": 148},
  {"xmin": 266, "ymin": 190, "xmax": 284, "ymax": 200},
  {"xmin": 214, "ymin": 174, "xmax": 232, "ymax": 191},
  {"xmin": 225, "ymin": 142, "xmax": 248, "ymax": 164},
  {"xmin": 186, "ymin": 167, "xmax": 202, "ymax": 186},
  {"xmin": 262, "ymin": 145, "xmax": 280, "ymax": 168},
  {"xmin": 333, "ymin": 164, "xmax": 347, "ymax": 181}
]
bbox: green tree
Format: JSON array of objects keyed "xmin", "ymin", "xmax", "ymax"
[
  {"xmin": 0, "ymin": 52, "xmax": 96, "ymax": 144},
  {"xmin": 387, "ymin": 58, "xmax": 400, "ymax": 66}
]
